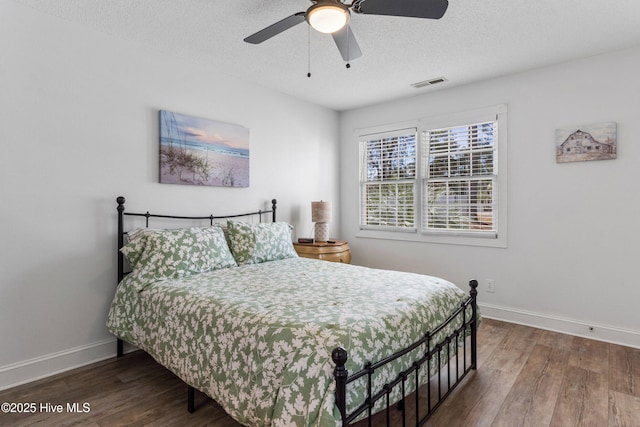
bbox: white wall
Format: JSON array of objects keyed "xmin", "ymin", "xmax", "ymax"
[
  {"xmin": 339, "ymin": 46, "xmax": 640, "ymax": 347},
  {"xmin": 0, "ymin": 2, "xmax": 340, "ymax": 388}
]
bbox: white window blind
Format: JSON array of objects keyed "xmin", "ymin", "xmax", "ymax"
[
  {"xmin": 422, "ymin": 121, "xmax": 497, "ymax": 236},
  {"xmin": 356, "ymin": 104, "xmax": 506, "ymax": 247},
  {"xmin": 359, "ymin": 129, "xmax": 417, "ymax": 230}
]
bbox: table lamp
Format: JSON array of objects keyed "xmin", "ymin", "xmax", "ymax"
[{"xmin": 311, "ymin": 201, "xmax": 331, "ymax": 242}]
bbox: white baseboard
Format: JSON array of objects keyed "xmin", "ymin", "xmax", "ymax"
[
  {"xmin": 479, "ymin": 303, "xmax": 640, "ymax": 349},
  {"xmin": 0, "ymin": 338, "xmax": 120, "ymax": 391}
]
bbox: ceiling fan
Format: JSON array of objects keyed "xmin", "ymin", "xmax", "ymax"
[{"xmin": 243, "ymin": 0, "xmax": 449, "ymax": 63}]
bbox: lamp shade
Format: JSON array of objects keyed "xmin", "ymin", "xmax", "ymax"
[{"xmin": 311, "ymin": 201, "xmax": 332, "ymax": 223}]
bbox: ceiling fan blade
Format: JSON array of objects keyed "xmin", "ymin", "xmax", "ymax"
[
  {"xmin": 331, "ymin": 26, "xmax": 363, "ymax": 61},
  {"xmin": 353, "ymin": 0, "xmax": 449, "ymax": 19},
  {"xmin": 244, "ymin": 12, "xmax": 306, "ymax": 44}
]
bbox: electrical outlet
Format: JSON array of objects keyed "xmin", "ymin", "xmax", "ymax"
[{"xmin": 486, "ymin": 279, "xmax": 496, "ymax": 293}]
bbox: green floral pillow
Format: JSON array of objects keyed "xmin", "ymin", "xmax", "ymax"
[
  {"xmin": 227, "ymin": 220, "xmax": 298, "ymax": 265},
  {"xmin": 120, "ymin": 228, "xmax": 163, "ymax": 269},
  {"xmin": 196, "ymin": 227, "xmax": 238, "ymax": 271},
  {"xmin": 120, "ymin": 226, "xmax": 237, "ymax": 290}
]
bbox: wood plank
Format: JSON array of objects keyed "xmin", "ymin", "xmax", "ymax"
[
  {"xmin": 610, "ymin": 343, "xmax": 640, "ymax": 397},
  {"xmin": 537, "ymin": 329, "xmax": 574, "ymax": 351},
  {"xmin": 550, "ymin": 365, "xmax": 608, "ymax": 427},
  {"xmin": 491, "ymin": 343, "xmax": 569, "ymax": 427},
  {"xmin": 425, "ymin": 322, "xmax": 531, "ymax": 427},
  {"xmin": 476, "ymin": 318, "xmax": 512, "ymax": 368},
  {"xmin": 425, "ymin": 367, "xmax": 515, "ymax": 427},
  {"xmin": 482, "ymin": 323, "xmax": 543, "ymax": 375},
  {"xmin": 569, "ymin": 336, "xmax": 610, "ymax": 375},
  {"xmin": 609, "ymin": 390, "xmax": 640, "ymax": 427}
]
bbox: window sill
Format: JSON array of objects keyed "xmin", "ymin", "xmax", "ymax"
[{"xmin": 355, "ymin": 228, "xmax": 507, "ymax": 248}]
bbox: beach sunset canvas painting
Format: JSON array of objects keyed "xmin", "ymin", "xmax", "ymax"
[{"xmin": 159, "ymin": 110, "xmax": 249, "ymax": 187}]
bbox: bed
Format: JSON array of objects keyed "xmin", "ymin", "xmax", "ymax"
[{"xmin": 107, "ymin": 196, "xmax": 478, "ymax": 427}]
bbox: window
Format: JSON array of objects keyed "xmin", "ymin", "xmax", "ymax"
[
  {"xmin": 358, "ymin": 105, "xmax": 507, "ymax": 247},
  {"xmin": 422, "ymin": 121, "xmax": 496, "ymax": 233},
  {"xmin": 359, "ymin": 129, "xmax": 417, "ymax": 231}
]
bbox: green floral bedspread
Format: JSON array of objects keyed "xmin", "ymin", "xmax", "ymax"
[{"xmin": 107, "ymin": 257, "xmax": 472, "ymax": 427}]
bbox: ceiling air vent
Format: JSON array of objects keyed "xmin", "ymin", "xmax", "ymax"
[{"xmin": 411, "ymin": 77, "xmax": 448, "ymax": 89}]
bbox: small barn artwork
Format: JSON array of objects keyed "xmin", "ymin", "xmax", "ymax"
[{"xmin": 555, "ymin": 122, "xmax": 617, "ymax": 163}]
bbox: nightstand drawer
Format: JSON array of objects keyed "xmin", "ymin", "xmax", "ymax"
[{"xmin": 293, "ymin": 240, "xmax": 352, "ymax": 264}]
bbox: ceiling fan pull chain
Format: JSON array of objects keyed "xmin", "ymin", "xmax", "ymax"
[
  {"xmin": 346, "ymin": 24, "xmax": 351, "ymax": 69},
  {"xmin": 307, "ymin": 24, "xmax": 312, "ymax": 78}
]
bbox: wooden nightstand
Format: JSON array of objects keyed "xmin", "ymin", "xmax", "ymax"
[{"xmin": 293, "ymin": 240, "xmax": 352, "ymax": 264}]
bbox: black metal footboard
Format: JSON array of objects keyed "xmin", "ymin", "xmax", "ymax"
[{"xmin": 333, "ymin": 279, "xmax": 478, "ymax": 426}]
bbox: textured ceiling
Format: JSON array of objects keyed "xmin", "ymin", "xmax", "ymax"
[{"xmin": 15, "ymin": 0, "xmax": 640, "ymax": 111}]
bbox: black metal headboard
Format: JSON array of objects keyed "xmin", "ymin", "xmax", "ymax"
[
  {"xmin": 116, "ymin": 196, "xmax": 277, "ymax": 281},
  {"xmin": 114, "ymin": 196, "xmax": 277, "ymax": 356}
]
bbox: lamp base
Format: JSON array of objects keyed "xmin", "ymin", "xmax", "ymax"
[{"xmin": 314, "ymin": 222, "xmax": 329, "ymax": 242}]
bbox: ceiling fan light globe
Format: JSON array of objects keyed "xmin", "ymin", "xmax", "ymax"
[{"xmin": 307, "ymin": 4, "xmax": 350, "ymax": 34}]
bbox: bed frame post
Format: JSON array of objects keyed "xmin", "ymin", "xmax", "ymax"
[
  {"xmin": 332, "ymin": 347, "xmax": 348, "ymax": 424},
  {"xmin": 188, "ymin": 386, "xmax": 195, "ymax": 413},
  {"xmin": 469, "ymin": 279, "xmax": 478, "ymax": 369},
  {"xmin": 116, "ymin": 196, "xmax": 126, "ymax": 358},
  {"xmin": 271, "ymin": 199, "xmax": 277, "ymax": 222},
  {"xmin": 117, "ymin": 197, "xmax": 125, "ymax": 282}
]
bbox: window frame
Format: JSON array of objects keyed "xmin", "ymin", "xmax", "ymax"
[
  {"xmin": 356, "ymin": 105, "xmax": 508, "ymax": 248},
  {"xmin": 359, "ymin": 127, "xmax": 418, "ymax": 233}
]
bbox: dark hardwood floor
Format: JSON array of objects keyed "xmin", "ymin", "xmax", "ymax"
[{"xmin": 1, "ymin": 319, "xmax": 639, "ymax": 426}]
